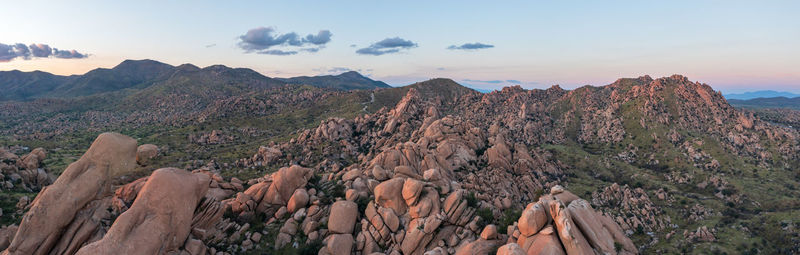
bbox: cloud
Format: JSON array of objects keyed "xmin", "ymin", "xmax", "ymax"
[
  {"xmin": 327, "ymin": 67, "xmax": 352, "ymax": 73},
  {"xmin": 53, "ymin": 48, "xmax": 87, "ymax": 59},
  {"xmin": 506, "ymin": 79, "xmax": 521, "ymax": 84},
  {"xmin": 238, "ymin": 27, "xmax": 332, "ymax": 55},
  {"xmin": 350, "ymin": 44, "xmax": 357, "ymax": 48},
  {"xmin": 463, "ymin": 79, "xmax": 504, "ymax": 84},
  {"xmin": 304, "ymin": 30, "xmax": 332, "ymax": 45},
  {"xmin": 29, "ymin": 44, "xmax": 52, "ymax": 57},
  {"xmin": 301, "ymin": 47, "xmax": 323, "ymax": 53},
  {"xmin": 0, "ymin": 43, "xmax": 88, "ymax": 62},
  {"xmin": 447, "ymin": 42, "xmax": 494, "ymax": 50},
  {"xmin": 258, "ymin": 49, "xmax": 298, "ymax": 55},
  {"xmin": 356, "ymin": 37, "xmax": 417, "ymax": 56},
  {"xmin": 205, "ymin": 43, "xmax": 217, "ymax": 48}
]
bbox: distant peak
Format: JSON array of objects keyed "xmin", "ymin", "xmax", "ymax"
[
  {"xmin": 339, "ymin": 70, "xmax": 362, "ymax": 76},
  {"xmin": 114, "ymin": 59, "xmax": 172, "ymax": 69},
  {"xmin": 547, "ymin": 85, "xmax": 564, "ymax": 92},
  {"xmin": 175, "ymin": 63, "xmax": 200, "ymax": 71},
  {"xmin": 499, "ymin": 85, "xmax": 524, "ymax": 93},
  {"xmin": 202, "ymin": 65, "xmax": 233, "ymax": 72}
]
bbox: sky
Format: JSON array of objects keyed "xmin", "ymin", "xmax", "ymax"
[{"xmin": 1, "ymin": 0, "xmax": 799, "ymax": 93}]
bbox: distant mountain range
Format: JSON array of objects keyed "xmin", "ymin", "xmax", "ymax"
[
  {"xmin": 277, "ymin": 71, "xmax": 390, "ymax": 90},
  {"xmin": 0, "ymin": 59, "xmax": 389, "ymax": 101},
  {"xmin": 724, "ymin": 90, "xmax": 800, "ymax": 100},
  {"xmin": 728, "ymin": 97, "xmax": 800, "ymax": 110}
]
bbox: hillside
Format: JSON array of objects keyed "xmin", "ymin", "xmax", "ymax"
[
  {"xmin": 278, "ymin": 71, "xmax": 391, "ymax": 90},
  {"xmin": 0, "ymin": 74, "xmax": 798, "ymax": 254},
  {"xmin": 0, "ymin": 59, "xmax": 389, "ymax": 102}
]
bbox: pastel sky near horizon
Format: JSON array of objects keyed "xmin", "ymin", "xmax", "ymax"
[{"xmin": 1, "ymin": 0, "xmax": 799, "ymax": 93}]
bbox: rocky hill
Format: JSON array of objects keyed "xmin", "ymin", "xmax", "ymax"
[{"xmin": 0, "ymin": 74, "xmax": 799, "ymax": 254}]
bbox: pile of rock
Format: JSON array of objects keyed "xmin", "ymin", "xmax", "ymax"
[
  {"xmin": 592, "ymin": 183, "xmax": 670, "ymax": 233},
  {"xmin": 0, "ymin": 133, "xmax": 231, "ymax": 255},
  {"xmin": 452, "ymin": 185, "xmax": 638, "ymax": 254},
  {"xmin": 0, "ymin": 147, "xmax": 53, "ymax": 191}
]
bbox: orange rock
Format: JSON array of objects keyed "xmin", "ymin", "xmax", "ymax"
[{"xmin": 75, "ymin": 168, "xmax": 210, "ymax": 255}]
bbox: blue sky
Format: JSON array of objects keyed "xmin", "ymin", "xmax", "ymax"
[{"xmin": 1, "ymin": 0, "xmax": 799, "ymax": 93}]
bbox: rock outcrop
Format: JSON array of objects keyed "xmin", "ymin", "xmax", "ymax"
[
  {"xmin": 505, "ymin": 186, "xmax": 638, "ymax": 255},
  {"xmin": 0, "ymin": 147, "xmax": 53, "ymax": 192},
  {"xmin": 75, "ymin": 168, "xmax": 210, "ymax": 254},
  {"xmin": 3, "ymin": 133, "xmax": 137, "ymax": 255}
]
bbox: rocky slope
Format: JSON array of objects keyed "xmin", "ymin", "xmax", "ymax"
[{"xmin": 1, "ymin": 74, "xmax": 799, "ymax": 254}]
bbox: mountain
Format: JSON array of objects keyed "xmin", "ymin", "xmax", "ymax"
[
  {"xmin": 728, "ymin": 96, "xmax": 800, "ymax": 110},
  {"xmin": 278, "ymin": 70, "xmax": 391, "ymax": 90},
  {"xmin": 1, "ymin": 74, "xmax": 799, "ymax": 254},
  {"xmin": 0, "ymin": 70, "xmax": 73, "ymax": 101},
  {"xmin": 724, "ymin": 90, "xmax": 800, "ymax": 100},
  {"xmin": 50, "ymin": 59, "xmax": 175, "ymax": 97},
  {"xmin": 0, "ymin": 60, "xmax": 389, "ymax": 101}
]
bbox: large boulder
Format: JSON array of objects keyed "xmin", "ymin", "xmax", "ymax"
[
  {"xmin": 75, "ymin": 168, "xmax": 210, "ymax": 254},
  {"xmin": 135, "ymin": 144, "xmax": 159, "ymax": 165},
  {"xmin": 374, "ymin": 177, "xmax": 407, "ymax": 215},
  {"xmin": 548, "ymin": 199, "xmax": 594, "ymax": 255},
  {"xmin": 329, "ymin": 200, "xmax": 358, "ymax": 234},
  {"xmin": 512, "ymin": 186, "xmax": 638, "ymax": 255},
  {"xmin": 287, "ymin": 188, "xmax": 309, "ymax": 213},
  {"xmin": 518, "ymin": 225, "xmax": 565, "ymax": 255},
  {"xmin": 324, "ymin": 233, "xmax": 354, "ymax": 255},
  {"xmin": 262, "ymin": 165, "xmax": 313, "ymax": 205},
  {"xmin": 496, "ymin": 243, "xmax": 525, "ymax": 255},
  {"xmin": 4, "ymin": 133, "xmax": 137, "ymax": 255},
  {"xmin": 518, "ymin": 201, "xmax": 548, "ymax": 236}
]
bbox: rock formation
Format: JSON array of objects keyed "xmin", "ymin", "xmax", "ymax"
[
  {"xmin": 2, "ymin": 75, "xmax": 797, "ymax": 254},
  {"xmin": 469, "ymin": 186, "xmax": 637, "ymax": 255},
  {"xmin": 3, "ymin": 133, "xmax": 137, "ymax": 255}
]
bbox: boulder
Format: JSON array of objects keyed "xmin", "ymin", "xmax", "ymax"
[
  {"xmin": 402, "ymin": 178, "xmax": 424, "ymax": 206},
  {"xmin": 136, "ymin": 144, "xmax": 159, "ymax": 165},
  {"xmin": 0, "ymin": 225, "xmax": 18, "ymax": 251},
  {"xmin": 329, "ymin": 201, "xmax": 358, "ymax": 234},
  {"xmin": 262, "ymin": 165, "xmax": 313, "ymax": 205},
  {"xmin": 548, "ymin": 199, "xmax": 593, "ymax": 255},
  {"xmin": 326, "ymin": 234, "xmax": 354, "ymax": 255},
  {"xmin": 518, "ymin": 225, "xmax": 565, "ymax": 255},
  {"xmin": 374, "ymin": 177, "xmax": 407, "ymax": 215},
  {"xmin": 5, "ymin": 133, "xmax": 137, "ymax": 255},
  {"xmin": 518, "ymin": 201, "xmax": 547, "ymax": 236},
  {"xmin": 496, "ymin": 243, "xmax": 525, "ymax": 255},
  {"xmin": 287, "ymin": 188, "xmax": 309, "ymax": 213},
  {"xmin": 75, "ymin": 168, "xmax": 210, "ymax": 254},
  {"xmin": 480, "ymin": 224, "xmax": 498, "ymax": 240}
]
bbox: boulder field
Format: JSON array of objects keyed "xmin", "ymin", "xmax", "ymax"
[{"xmin": 0, "ymin": 133, "xmax": 636, "ymax": 254}]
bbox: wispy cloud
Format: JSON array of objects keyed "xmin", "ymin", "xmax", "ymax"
[
  {"xmin": 258, "ymin": 49, "xmax": 298, "ymax": 55},
  {"xmin": 356, "ymin": 37, "xmax": 417, "ymax": 56},
  {"xmin": 463, "ymin": 79, "xmax": 504, "ymax": 84},
  {"xmin": 238, "ymin": 27, "xmax": 332, "ymax": 55},
  {"xmin": 311, "ymin": 66, "xmax": 374, "ymax": 76},
  {"xmin": 447, "ymin": 42, "xmax": 494, "ymax": 50},
  {"xmin": 1, "ymin": 43, "xmax": 88, "ymax": 62}
]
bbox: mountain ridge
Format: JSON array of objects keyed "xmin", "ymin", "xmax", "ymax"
[
  {"xmin": 724, "ymin": 90, "xmax": 800, "ymax": 100},
  {"xmin": 0, "ymin": 59, "xmax": 390, "ymax": 101}
]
